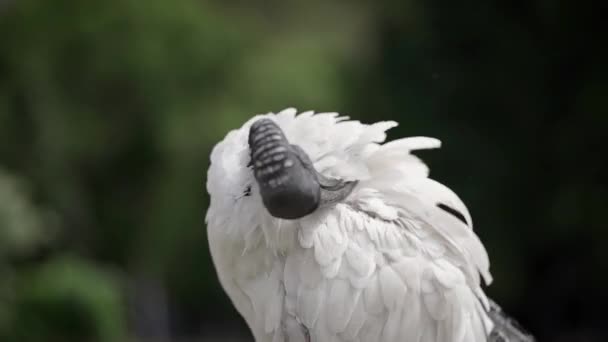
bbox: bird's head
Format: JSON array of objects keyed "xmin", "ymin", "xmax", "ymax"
[
  {"xmin": 206, "ymin": 109, "xmax": 368, "ymax": 228},
  {"xmin": 205, "ymin": 108, "xmax": 442, "ymax": 241},
  {"xmin": 246, "ymin": 117, "xmax": 358, "ymax": 219}
]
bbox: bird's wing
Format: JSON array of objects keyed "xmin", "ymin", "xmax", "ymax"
[
  {"xmin": 282, "ymin": 203, "xmax": 492, "ymax": 342},
  {"xmin": 361, "ymin": 136, "xmax": 492, "ymax": 287}
]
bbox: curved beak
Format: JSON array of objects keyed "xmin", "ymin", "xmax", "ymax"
[{"xmin": 248, "ymin": 118, "xmax": 357, "ymax": 220}]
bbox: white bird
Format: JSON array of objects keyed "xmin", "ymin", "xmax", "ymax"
[{"xmin": 206, "ymin": 108, "xmax": 533, "ymax": 342}]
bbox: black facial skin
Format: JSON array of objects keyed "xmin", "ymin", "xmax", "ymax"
[
  {"xmin": 248, "ymin": 118, "xmax": 320, "ymax": 219},
  {"xmin": 248, "ymin": 118, "xmax": 357, "ymax": 220}
]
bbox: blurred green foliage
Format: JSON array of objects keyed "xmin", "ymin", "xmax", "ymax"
[
  {"xmin": 0, "ymin": 170, "xmax": 50, "ymax": 257},
  {"xmin": 0, "ymin": 0, "xmax": 371, "ymax": 340},
  {"xmin": 10, "ymin": 257, "xmax": 125, "ymax": 342},
  {"xmin": 0, "ymin": 0, "xmax": 606, "ymax": 340}
]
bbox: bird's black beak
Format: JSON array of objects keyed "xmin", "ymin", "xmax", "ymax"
[{"xmin": 248, "ymin": 118, "xmax": 357, "ymax": 220}]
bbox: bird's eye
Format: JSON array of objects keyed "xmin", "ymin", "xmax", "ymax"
[{"xmin": 243, "ymin": 185, "xmax": 252, "ymax": 197}]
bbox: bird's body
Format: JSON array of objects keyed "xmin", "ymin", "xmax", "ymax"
[{"xmin": 206, "ymin": 109, "xmax": 532, "ymax": 342}]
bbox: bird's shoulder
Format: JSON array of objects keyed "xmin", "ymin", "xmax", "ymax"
[{"xmin": 277, "ymin": 204, "xmax": 492, "ymax": 342}]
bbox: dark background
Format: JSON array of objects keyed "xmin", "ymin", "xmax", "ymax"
[{"xmin": 1, "ymin": 0, "xmax": 606, "ymax": 341}]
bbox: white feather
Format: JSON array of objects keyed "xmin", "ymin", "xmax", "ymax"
[{"xmin": 206, "ymin": 109, "xmax": 494, "ymax": 341}]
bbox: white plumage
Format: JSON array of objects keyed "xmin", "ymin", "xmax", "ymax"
[{"xmin": 206, "ymin": 108, "xmax": 497, "ymax": 342}]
